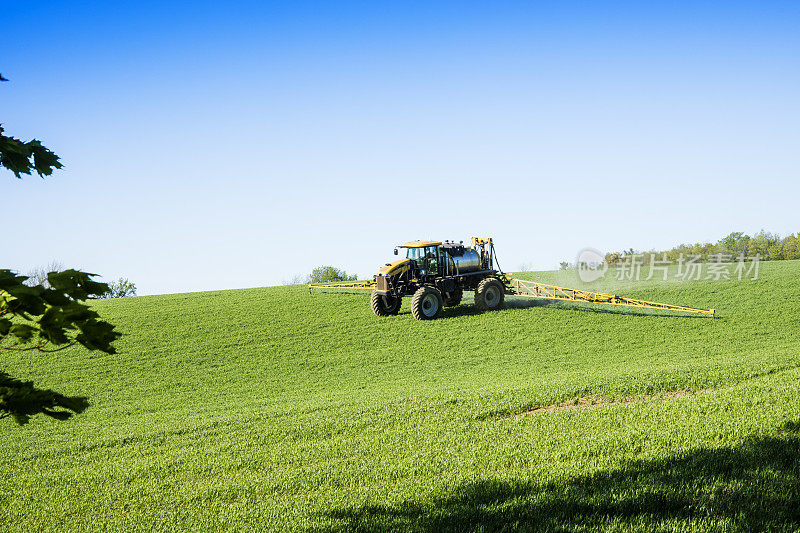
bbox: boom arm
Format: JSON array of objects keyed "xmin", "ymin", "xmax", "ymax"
[
  {"xmin": 508, "ymin": 278, "xmax": 714, "ymax": 317},
  {"xmin": 308, "ymin": 280, "xmax": 375, "ymax": 293}
]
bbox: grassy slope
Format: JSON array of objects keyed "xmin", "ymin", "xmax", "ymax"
[{"xmin": 2, "ymin": 261, "xmax": 800, "ymax": 531}]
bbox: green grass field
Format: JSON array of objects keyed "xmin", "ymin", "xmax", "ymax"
[{"xmin": 3, "ymin": 261, "xmax": 800, "ymax": 531}]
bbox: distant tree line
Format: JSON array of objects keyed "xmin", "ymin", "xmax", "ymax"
[
  {"xmin": 309, "ymin": 266, "xmax": 357, "ymax": 284},
  {"xmin": 555, "ymin": 231, "xmax": 799, "ymax": 270},
  {"xmin": 604, "ymin": 231, "xmax": 799, "ymax": 265},
  {"xmin": 283, "ymin": 266, "xmax": 359, "ymax": 286},
  {"xmin": 103, "ymin": 278, "xmax": 136, "ymax": 298}
]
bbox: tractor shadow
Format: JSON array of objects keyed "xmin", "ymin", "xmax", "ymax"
[
  {"xmin": 315, "ymin": 421, "xmax": 800, "ymax": 532},
  {"xmin": 433, "ymin": 297, "xmax": 713, "ymax": 320}
]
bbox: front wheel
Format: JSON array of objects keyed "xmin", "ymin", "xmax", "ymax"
[
  {"xmin": 411, "ymin": 286, "xmax": 443, "ymax": 320},
  {"xmin": 475, "ymin": 278, "xmax": 505, "ymax": 311},
  {"xmin": 371, "ymin": 290, "xmax": 402, "ymax": 317}
]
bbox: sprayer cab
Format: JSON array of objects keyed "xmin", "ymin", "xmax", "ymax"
[{"xmin": 371, "ymin": 237, "xmax": 509, "ymax": 320}]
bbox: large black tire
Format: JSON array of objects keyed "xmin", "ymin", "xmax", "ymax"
[
  {"xmin": 443, "ymin": 286, "xmax": 463, "ymax": 307},
  {"xmin": 371, "ymin": 290, "xmax": 402, "ymax": 317},
  {"xmin": 411, "ymin": 286, "xmax": 443, "ymax": 320},
  {"xmin": 474, "ymin": 278, "xmax": 505, "ymax": 311}
]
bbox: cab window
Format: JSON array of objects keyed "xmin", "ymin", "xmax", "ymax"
[
  {"xmin": 406, "ymin": 247, "xmax": 423, "ymax": 260},
  {"xmin": 424, "ymin": 246, "xmax": 439, "ymax": 274}
]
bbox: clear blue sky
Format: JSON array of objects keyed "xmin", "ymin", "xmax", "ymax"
[{"xmin": 3, "ymin": 1, "xmax": 799, "ymax": 295}]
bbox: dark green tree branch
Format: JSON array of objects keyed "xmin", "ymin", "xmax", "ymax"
[
  {"xmin": 2, "ymin": 77, "xmax": 118, "ymax": 424},
  {"xmin": 0, "ymin": 270, "xmax": 121, "ymax": 423},
  {"xmin": 0, "ymin": 124, "xmax": 63, "ymax": 178}
]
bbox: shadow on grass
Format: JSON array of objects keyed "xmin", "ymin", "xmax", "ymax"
[
  {"xmin": 316, "ymin": 423, "xmax": 800, "ymax": 532},
  {"xmin": 432, "ymin": 298, "xmax": 713, "ymax": 320},
  {"xmin": 431, "ymin": 298, "xmax": 561, "ymax": 320}
]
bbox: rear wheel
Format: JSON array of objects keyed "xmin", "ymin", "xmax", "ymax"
[
  {"xmin": 475, "ymin": 278, "xmax": 505, "ymax": 311},
  {"xmin": 443, "ymin": 286, "xmax": 463, "ymax": 307},
  {"xmin": 411, "ymin": 286, "xmax": 443, "ymax": 320},
  {"xmin": 371, "ymin": 290, "xmax": 402, "ymax": 316}
]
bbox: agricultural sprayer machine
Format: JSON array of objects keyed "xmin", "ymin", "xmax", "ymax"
[{"xmin": 309, "ymin": 237, "xmax": 715, "ymax": 320}]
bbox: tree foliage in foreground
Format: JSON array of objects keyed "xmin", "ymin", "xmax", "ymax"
[
  {"xmin": 0, "ymin": 124, "xmax": 63, "ymax": 178},
  {"xmin": 0, "ymin": 269, "xmax": 121, "ymax": 424},
  {"xmin": 3, "ymin": 79, "xmax": 120, "ymax": 424}
]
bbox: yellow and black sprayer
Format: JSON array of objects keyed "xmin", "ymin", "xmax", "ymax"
[{"xmin": 309, "ymin": 237, "xmax": 714, "ymax": 320}]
